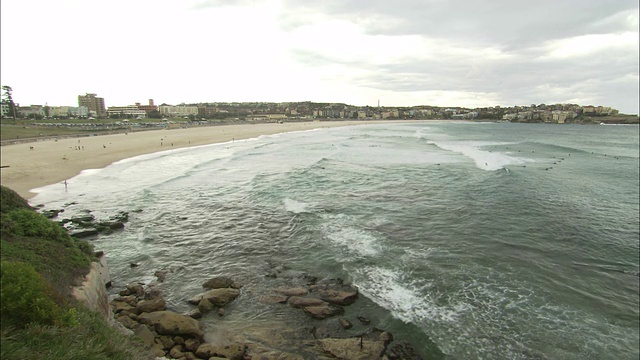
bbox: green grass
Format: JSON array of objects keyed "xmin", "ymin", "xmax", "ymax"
[
  {"xmin": 1, "ymin": 307, "xmax": 150, "ymax": 360},
  {"xmin": 0, "ymin": 125, "xmax": 96, "ymax": 141},
  {"xmin": 0, "ymin": 186, "xmax": 151, "ymax": 359}
]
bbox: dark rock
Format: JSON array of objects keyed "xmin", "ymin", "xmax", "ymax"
[
  {"xmin": 137, "ymin": 297, "xmax": 166, "ymax": 313},
  {"xmin": 110, "ymin": 211, "xmax": 129, "ymax": 223},
  {"xmin": 154, "ymin": 270, "xmax": 168, "ymax": 282},
  {"xmin": 339, "ymin": 318, "xmax": 353, "ymax": 329},
  {"xmin": 71, "ymin": 213, "xmax": 95, "ymax": 224},
  {"xmin": 195, "ymin": 343, "xmax": 246, "ymax": 360},
  {"xmin": 144, "ymin": 286, "xmax": 162, "ymax": 300},
  {"xmin": 317, "ymin": 338, "xmax": 385, "ymax": 360},
  {"xmin": 111, "ymin": 300, "xmax": 138, "ymax": 315},
  {"xmin": 138, "ymin": 311, "xmax": 204, "ymax": 339},
  {"xmin": 168, "ymin": 344, "xmax": 184, "ymax": 359},
  {"xmin": 97, "ymin": 221, "xmax": 125, "ymax": 230},
  {"xmin": 158, "ymin": 335, "xmax": 175, "ymax": 350},
  {"xmin": 202, "ymin": 276, "xmax": 242, "ymax": 290},
  {"xmin": 357, "ymin": 315, "xmax": 370, "ymax": 325},
  {"xmin": 288, "ymin": 296, "xmax": 326, "ymax": 308},
  {"xmin": 185, "ymin": 308, "xmax": 202, "ymax": 319},
  {"xmin": 190, "ymin": 288, "xmax": 240, "ymax": 307},
  {"xmin": 133, "ymin": 324, "xmax": 156, "ymax": 347},
  {"xmin": 126, "ymin": 283, "xmax": 145, "ymax": 297},
  {"xmin": 70, "ymin": 228, "xmax": 99, "ymax": 238},
  {"xmin": 313, "ymin": 280, "xmax": 358, "ymax": 305},
  {"xmin": 130, "ymin": 263, "xmax": 140, "ymax": 268},
  {"xmin": 184, "ymin": 338, "xmax": 201, "ymax": 352},
  {"xmin": 41, "ymin": 209, "xmax": 64, "ymax": 218},
  {"xmin": 303, "ymin": 304, "xmax": 345, "ymax": 319},
  {"xmin": 197, "ymin": 298, "xmax": 214, "ymax": 314},
  {"xmin": 116, "ymin": 314, "xmax": 138, "ymax": 329},
  {"xmin": 387, "ymin": 339, "xmax": 433, "ymax": 360}
]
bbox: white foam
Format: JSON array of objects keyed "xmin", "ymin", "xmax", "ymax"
[
  {"xmin": 353, "ymin": 266, "xmax": 469, "ymax": 324},
  {"xmin": 428, "ymin": 140, "xmax": 530, "ymax": 170},
  {"xmin": 283, "ymin": 198, "xmax": 310, "ymax": 214},
  {"xmin": 321, "ymin": 215, "xmax": 381, "ymax": 257}
]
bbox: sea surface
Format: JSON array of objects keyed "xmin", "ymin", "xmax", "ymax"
[{"xmin": 31, "ymin": 121, "xmax": 639, "ymax": 359}]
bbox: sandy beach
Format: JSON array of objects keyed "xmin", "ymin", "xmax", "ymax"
[{"xmin": 1, "ymin": 120, "xmax": 388, "ymax": 199}]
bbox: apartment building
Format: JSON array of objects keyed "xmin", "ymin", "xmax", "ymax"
[{"xmin": 78, "ymin": 93, "xmax": 106, "ymax": 117}]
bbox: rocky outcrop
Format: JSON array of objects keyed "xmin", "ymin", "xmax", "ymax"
[
  {"xmin": 57, "ymin": 210, "xmax": 130, "ymax": 238},
  {"xmin": 107, "ymin": 266, "xmax": 436, "ymax": 359},
  {"xmin": 72, "ymin": 253, "xmax": 112, "ymax": 318}
]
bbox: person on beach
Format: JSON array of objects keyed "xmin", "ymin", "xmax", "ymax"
[{"xmin": 64, "ymin": 180, "xmax": 68, "ymax": 191}]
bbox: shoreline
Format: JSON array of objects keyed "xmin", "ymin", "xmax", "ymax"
[{"xmin": 0, "ymin": 120, "xmax": 403, "ymax": 200}]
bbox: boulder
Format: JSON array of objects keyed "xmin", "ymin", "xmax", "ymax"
[
  {"xmin": 195, "ymin": 343, "xmax": 246, "ymax": 360},
  {"xmin": 304, "ymin": 304, "xmax": 345, "ymax": 319},
  {"xmin": 70, "ymin": 228, "xmax": 99, "ymax": 238},
  {"xmin": 197, "ymin": 298, "xmax": 214, "ymax": 314},
  {"xmin": 41, "ymin": 209, "xmax": 63, "ymax": 218},
  {"xmin": 288, "ymin": 296, "xmax": 327, "ymax": 308},
  {"xmin": 315, "ymin": 283, "xmax": 358, "ymax": 305},
  {"xmin": 317, "ymin": 338, "xmax": 386, "ymax": 360},
  {"xmin": 134, "ymin": 324, "xmax": 157, "ymax": 347},
  {"xmin": 158, "ymin": 335, "xmax": 175, "ymax": 350},
  {"xmin": 138, "ymin": 311, "xmax": 204, "ymax": 339},
  {"xmin": 154, "ymin": 270, "xmax": 168, "ymax": 282},
  {"xmin": 125, "ymin": 283, "xmax": 145, "ymax": 298},
  {"xmin": 144, "ymin": 286, "xmax": 162, "ymax": 300},
  {"xmin": 169, "ymin": 344, "xmax": 184, "ymax": 359},
  {"xmin": 184, "ymin": 338, "xmax": 201, "ymax": 352},
  {"xmin": 111, "ymin": 300, "xmax": 138, "ymax": 315},
  {"xmin": 185, "ymin": 308, "xmax": 202, "ymax": 319},
  {"xmin": 137, "ymin": 297, "xmax": 166, "ymax": 313},
  {"xmin": 116, "ymin": 314, "xmax": 138, "ymax": 329},
  {"xmin": 191, "ymin": 288, "xmax": 240, "ymax": 307},
  {"xmin": 202, "ymin": 276, "xmax": 242, "ymax": 289},
  {"xmin": 339, "ymin": 318, "xmax": 353, "ymax": 329}
]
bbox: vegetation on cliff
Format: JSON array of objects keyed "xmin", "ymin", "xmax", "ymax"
[{"xmin": 0, "ymin": 186, "xmax": 149, "ymax": 359}]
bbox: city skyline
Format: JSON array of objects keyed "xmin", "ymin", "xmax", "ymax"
[{"xmin": 1, "ymin": 0, "xmax": 638, "ymax": 115}]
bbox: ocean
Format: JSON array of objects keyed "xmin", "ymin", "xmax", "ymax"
[{"xmin": 31, "ymin": 121, "xmax": 639, "ymax": 359}]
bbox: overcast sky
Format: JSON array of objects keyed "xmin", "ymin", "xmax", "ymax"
[{"xmin": 1, "ymin": 0, "xmax": 638, "ymax": 113}]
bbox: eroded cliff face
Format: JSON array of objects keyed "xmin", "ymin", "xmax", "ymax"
[{"xmin": 72, "ymin": 253, "xmax": 112, "ymax": 318}]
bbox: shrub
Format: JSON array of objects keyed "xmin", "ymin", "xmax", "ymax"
[
  {"xmin": 0, "ymin": 186, "xmax": 31, "ymax": 214},
  {"xmin": 1, "ymin": 261, "xmax": 77, "ymax": 328},
  {"xmin": 5, "ymin": 209, "xmax": 73, "ymax": 247}
]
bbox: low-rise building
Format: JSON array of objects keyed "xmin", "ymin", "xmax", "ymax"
[
  {"xmin": 158, "ymin": 104, "xmax": 199, "ymax": 117},
  {"xmin": 107, "ymin": 105, "xmax": 147, "ymax": 118},
  {"xmin": 49, "ymin": 106, "xmax": 89, "ymax": 118}
]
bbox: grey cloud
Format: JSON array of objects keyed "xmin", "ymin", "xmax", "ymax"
[
  {"xmin": 281, "ymin": 0, "xmax": 637, "ymax": 48},
  {"xmin": 293, "ymin": 38, "xmax": 637, "ymax": 110}
]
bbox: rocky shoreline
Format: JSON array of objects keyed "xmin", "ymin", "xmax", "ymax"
[
  {"xmin": 50, "ymin": 206, "xmax": 444, "ymax": 359},
  {"xmin": 105, "ymin": 267, "xmax": 438, "ymax": 360}
]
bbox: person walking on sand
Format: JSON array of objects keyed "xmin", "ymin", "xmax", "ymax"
[{"xmin": 64, "ymin": 180, "xmax": 68, "ymax": 191}]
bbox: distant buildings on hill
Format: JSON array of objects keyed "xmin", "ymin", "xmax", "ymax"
[{"xmin": 0, "ymin": 92, "xmax": 626, "ymax": 124}]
